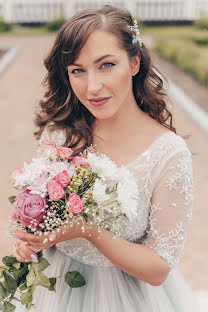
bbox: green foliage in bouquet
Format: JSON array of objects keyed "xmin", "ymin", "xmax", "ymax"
[{"xmin": 0, "ymin": 252, "xmax": 85, "ymax": 311}]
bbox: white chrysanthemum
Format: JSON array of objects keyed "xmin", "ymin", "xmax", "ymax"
[
  {"xmin": 84, "ymin": 151, "xmax": 140, "ymax": 222},
  {"xmin": 86, "ymin": 152, "xmax": 120, "ymax": 182},
  {"xmin": 92, "ymin": 179, "xmax": 111, "ymax": 205},
  {"xmin": 13, "ymin": 157, "xmax": 75, "ymax": 197},
  {"xmin": 116, "ymin": 167, "xmax": 140, "ymax": 221}
]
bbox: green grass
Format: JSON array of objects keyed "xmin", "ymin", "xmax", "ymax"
[{"xmin": 142, "ymin": 25, "xmax": 208, "ymax": 87}]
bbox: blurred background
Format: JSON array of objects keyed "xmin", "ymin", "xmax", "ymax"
[{"xmin": 0, "ymin": 0, "xmax": 208, "ymax": 300}]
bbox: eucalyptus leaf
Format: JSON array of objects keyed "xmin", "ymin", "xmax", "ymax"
[
  {"xmin": 3, "ymin": 301, "xmax": 16, "ymax": 312},
  {"xmin": 12, "ymin": 262, "xmax": 21, "ymax": 270},
  {"xmin": 0, "ymin": 266, "xmax": 10, "ymax": 271},
  {"xmin": 2, "ymin": 257, "xmax": 17, "ymax": 267},
  {"xmin": 0, "ymin": 282, "xmax": 7, "ymax": 300},
  {"xmin": 10, "ymin": 263, "xmax": 28, "ymax": 279},
  {"xmin": 65, "ymin": 271, "xmax": 86, "ymax": 288},
  {"xmin": 19, "ymin": 282, "xmax": 27, "ymax": 291},
  {"xmin": 8, "ymin": 196, "xmax": 16, "ymax": 204},
  {"xmin": 2, "ymin": 271, "xmax": 17, "ymax": 295},
  {"xmin": 32, "ymin": 258, "xmax": 50, "ymax": 272},
  {"xmin": 33, "ymin": 272, "xmax": 50, "ymax": 288},
  {"xmin": 26, "ymin": 268, "xmax": 36, "ymax": 288},
  {"xmin": 20, "ymin": 292, "xmax": 32, "ymax": 305},
  {"xmin": 48, "ymin": 277, "xmax": 56, "ymax": 291}
]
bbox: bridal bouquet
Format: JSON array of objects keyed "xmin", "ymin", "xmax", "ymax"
[{"xmin": 0, "ymin": 140, "xmax": 139, "ymax": 311}]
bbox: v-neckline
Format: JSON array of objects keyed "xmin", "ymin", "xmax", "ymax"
[{"xmin": 90, "ymin": 131, "xmax": 175, "ymax": 169}]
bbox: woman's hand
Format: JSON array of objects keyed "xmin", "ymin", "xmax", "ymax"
[
  {"xmin": 11, "ymin": 239, "xmax": 40, "ymax": 263},
  {"xmin": 10, "ymin": 220, "xmax": 89, "ymax": 263}
]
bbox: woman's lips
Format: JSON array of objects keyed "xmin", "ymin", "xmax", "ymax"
[{"xmin": 89, "ymin": 97, "xmax": 111, "ymax": 106}]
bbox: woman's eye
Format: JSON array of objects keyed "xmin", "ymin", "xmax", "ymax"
[
  {"xmin": 101, "ymin": 62, "xmax": 115, "ymax": 69},
  {"xmin": 71, "ymin": 68, "xmax": 84, "ymax": 74},
  {"xmin": 71, "ymin": 62, "xmax": 115, "ymax": 74}
]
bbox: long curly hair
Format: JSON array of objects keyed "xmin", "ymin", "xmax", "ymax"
[{"xmin": 34, "ymin": 4, "xmax": 177, "ymax": 156}]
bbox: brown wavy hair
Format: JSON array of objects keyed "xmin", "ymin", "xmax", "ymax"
[{"xmin": 34, "ymin": 4, "xmax": 177, "ymax": 156}]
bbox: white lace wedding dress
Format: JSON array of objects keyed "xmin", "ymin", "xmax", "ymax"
[{"xmin": 15, "ymin": 127, "xmax": 207, "ymax": 311}]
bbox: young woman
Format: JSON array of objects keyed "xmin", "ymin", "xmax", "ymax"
[{"xmin": 11, "ymin": 5, "xmax": 200, "ymax": 311}]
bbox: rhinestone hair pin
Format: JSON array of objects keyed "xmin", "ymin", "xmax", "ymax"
[{"xmin": 128, "ymin": 19, "xmax": 142, "ymax": 47}]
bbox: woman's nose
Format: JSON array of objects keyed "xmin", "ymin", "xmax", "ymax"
[{"xmin": 87, "ymin": 73, "xmax": 103, "ymax": 94}]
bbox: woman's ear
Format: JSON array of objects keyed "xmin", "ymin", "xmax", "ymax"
[{"xmin": 131, "ymin": 52, "xmax": 141, "ymax": 76}]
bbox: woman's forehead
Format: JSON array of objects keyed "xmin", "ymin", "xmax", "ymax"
[{"xmin": 73, "ymin": 30, "xmax": 124, "ymax": 63}]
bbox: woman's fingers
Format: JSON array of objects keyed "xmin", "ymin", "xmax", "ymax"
[
  {"xmin": 11, "ymin": 246, "xmax": 27, "ymax": 263},
  {"xmin": 29, "ymin": 246, "xmax": 42, "ymax": 252},
  {"xmin": 15, "ymin": 240, "xmax": 38, "ymax": 263}
]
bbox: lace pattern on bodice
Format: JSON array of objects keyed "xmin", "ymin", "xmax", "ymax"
[{"xmin": 37, "ymin": 126, "xmax": 193, "ymax": 269}]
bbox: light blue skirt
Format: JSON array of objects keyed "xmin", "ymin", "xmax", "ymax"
[{"xmin": 14, "ymin": 245, "xmax": 202, "ymax": 312}]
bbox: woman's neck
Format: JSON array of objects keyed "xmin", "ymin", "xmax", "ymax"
[{"xmin": 93, "ymin": 101, "xmax": 147, "ymax": 143}]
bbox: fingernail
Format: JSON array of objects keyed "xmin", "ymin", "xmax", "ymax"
[
  {"xmin": 31, "ymin": 255, "xmax": 38, "ymax": 263},
  {"xmin": 49, "ymin": 234, "xmax": 56, "ymax": 241},
  {"xmin": 29, "ymin": 246, "xmax": 41, "ymax": 252}
]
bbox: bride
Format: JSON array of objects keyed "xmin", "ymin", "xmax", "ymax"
[{"xmin": 11, "ymin": 4, "xmax": 202, "ymax": 311}]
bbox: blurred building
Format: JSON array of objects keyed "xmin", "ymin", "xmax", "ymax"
[{"xmin": 0, "ymin": 0, "xmax": 208, "ymax": 23}]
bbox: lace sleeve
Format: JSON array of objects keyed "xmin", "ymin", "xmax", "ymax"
[{"xmin": 141, "ymin": 148, "xmax": 194, "ymax": 269}]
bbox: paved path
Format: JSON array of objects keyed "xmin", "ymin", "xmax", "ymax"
[{"xmin": 0, "ymin": 34, "xmax": 207, "ymax": 292}]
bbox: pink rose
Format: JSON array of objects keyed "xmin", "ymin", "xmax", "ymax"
[
  {"xmin": 38, "ymin": 140, "xmax": 58, "ymax": 159},
  {"xmin": 10, "ymin": 190, "xmax": 46, "ymax": 227},
  {"xmin": 38, "ymin": 140, "xmax": 56, "ymax": 148},
  {"xmin": 55, "ymin": 171, "xmax": 71, "ymax": 187},
  {"xmin": 46, "ymin": 179, "xmax": 64, "ymax": 200},
  {"xmin": 11, "ymin": 168, "xmax": 23, "ymax": 179},
  {"xmin": 56, "ymin": 146, "xmax": 73, "ymax": 160},
  {"xmin": 72, "ymin": 156, "xmax": 88, "ymax": 168},
  {"xmin": 66, "ymin": 194, "xmax": 84, "ymax": 214}
]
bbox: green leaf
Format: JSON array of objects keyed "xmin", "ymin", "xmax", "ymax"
[
  {"xmin": 0, "ymin": 302, "xmax": 3, "ymax": 310},
  {"xmin": 0, "ymin": 266, "xmax": 11, "ymax": 279},
  {"xmin": 3, "ymin": 301, "xmax": 15, "ymax": 312},
  {"xmin": 19, "ymin": 282, "xmax": 27, "ymax": 291},
  {"xmin": 32, "ymin": 257, "xmax": 50, "ymax": 273},
  {"xmin": 2, "ymin": 257, "xmax": 17, "ymax": 267},
  {"xmin": 65, "ymin": 271, "xmax": 86, "ymax": 288},
  {"xmin": 10, "ymin": 263, "xmax": 28, "ymax": 279},
  {"xmin": 8, "ymin": 196, "xmax": 16, "ymax": 204},
  {"xmin": 33, "ymin": 272, "xmax": 50, "ymax": 288},
  {"xmin": 0, "ymin": 265, "xmax": 10, "ymax": 271},
  {"xmin": 26, "ymin": 268, "xmax": 36, "ymax": 287},
  {"xmin": 12, "ymin": 262, "xmax": 21, "ymax": 270},
  {"xmin": 48, "ymin": 277, "xmax": 56, "ymax": 291},
  {"xmin": 2, "ymin": 271, "xmax": 17, "ymax": 296},
  {"xmin": 20, "ymin": 292, "xmax": 32, "ymax": 305},
  {"xmin": 0, "ymin": 282, "xmax": 7, "ymax": 300}
]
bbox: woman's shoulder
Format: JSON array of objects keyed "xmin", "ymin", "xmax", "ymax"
[
  {"xmin": 149, "ymin": 130, "xmax": 193, "ymax": 175},
  {"xmin": 160, "ymin": 130, "xmax": 192, "ymax": 156}
]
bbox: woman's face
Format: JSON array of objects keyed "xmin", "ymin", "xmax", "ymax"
[{"xmin": 67, "ymin": 29, "xmax": 140, "ymax": 120}]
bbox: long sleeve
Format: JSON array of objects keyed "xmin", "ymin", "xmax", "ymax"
[{"xmin": 141, "ymin": 147, "xmax": 194, "ymax": 269}]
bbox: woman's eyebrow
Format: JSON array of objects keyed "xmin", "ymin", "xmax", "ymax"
[{"xmin": 70, "ymin": 54, "xmax": 116, "ymax": 67}]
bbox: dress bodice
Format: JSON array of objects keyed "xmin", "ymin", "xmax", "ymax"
[{"xmin": 37, "ymin": 126, "xmax": 193, "ymax": 270}]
